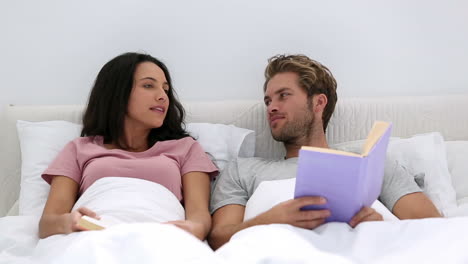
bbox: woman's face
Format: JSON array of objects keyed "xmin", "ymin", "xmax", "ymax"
[{"xmin": 126, "ymin": 62, "xmax": 170, "ymax": 130}]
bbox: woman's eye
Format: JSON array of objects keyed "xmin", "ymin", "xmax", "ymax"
[{"xmin": 143, "ymin": 84, "xmax": 153, "ymax": 88}]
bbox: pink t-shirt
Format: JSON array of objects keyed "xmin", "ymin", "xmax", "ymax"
[{"xmin": 42, "ymin": 136, "xmax": 218, "ymax": 201}]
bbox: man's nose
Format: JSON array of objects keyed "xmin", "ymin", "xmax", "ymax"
[{"xmin": 268, "ymin": 102, "xmax": 279, "ymax": 113}]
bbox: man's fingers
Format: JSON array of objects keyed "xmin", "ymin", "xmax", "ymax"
[
  {"xmin": 361, "ymin": 211, "xmax": 383, "ymax": 222},
  {"xmin": 294, "ymin": 219, "xmax": 326, "ymax": 230},
  {"xmin": 293, "ymin": 196, "xmax": 327, "ymax": 209},
  {"xmin": 349, "ymin": 207, "xmax": 380, "ymax": 227},
  {"xmin": 350, "ymin": 212, "xmax": 382, "ymax": 228},
  {"xmin": 350, "ymin": 207, "xmax": 373, "ymax": 222},
  {"xmin": 297, "ymin": 209, "xmax": 330, "ymax": 221}
]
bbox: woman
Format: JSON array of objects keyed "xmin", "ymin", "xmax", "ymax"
[{"xmin": 38, "ymin": 52, "xmax": 218, "ymax": 241}]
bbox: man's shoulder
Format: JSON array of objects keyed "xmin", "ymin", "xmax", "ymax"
[
  {"xmin": 221, "ymin": 157, "xmax": 268, "ymax": 177},
  {"xmin": 237, "ymin": 156, "xmax": 288, "ymax": 164},
  {"xmin": 236, "ymin": 157, "xmax": 286, "ymax": 170}
]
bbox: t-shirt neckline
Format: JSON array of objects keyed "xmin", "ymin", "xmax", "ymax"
[{"xmin": 93, "ymin": 135, "xmax": 160, "ymax": 156}]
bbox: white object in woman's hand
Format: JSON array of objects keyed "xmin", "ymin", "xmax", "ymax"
[{"xmin": 66, "ymin": 207, "xmax": 101, "ymax": 233}]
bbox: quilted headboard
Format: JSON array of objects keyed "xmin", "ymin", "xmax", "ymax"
[{"xmin": 1, "ymin": 95, "xmax": 468, "ymax": 216}]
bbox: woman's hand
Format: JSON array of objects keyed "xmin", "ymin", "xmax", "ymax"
[
  {"xmin": 165, "ymin": 220, "xmax": 207, "ymax": 240},
  {"xmin": 63, "ymin": 207, "xmax": 100, "ymax": 234}
]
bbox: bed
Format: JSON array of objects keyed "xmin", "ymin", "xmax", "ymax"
[{"xmin": 1, "ymin": 95, "xmax": 468, "ymax": 263}]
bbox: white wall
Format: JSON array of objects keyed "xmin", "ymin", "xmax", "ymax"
[{"xmin": 1, "ymin": 0, "xmax": 467, "ymax": 115}]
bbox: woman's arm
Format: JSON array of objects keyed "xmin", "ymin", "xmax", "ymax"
[
  {"xmin": 167, "ymin": 172, "xmax": 212, "ymax": 240},
  {"xmin": 38, "ymin": 176, "xmax": 99, "ymax": 238}
]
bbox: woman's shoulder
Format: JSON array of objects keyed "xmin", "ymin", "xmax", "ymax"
[
  {"xmin": 161, "ymin": 136, "xmax": 196, "ymax": 145},
  {"xmin": 177, "ymin": 136, "xmax": 196, "ymax": 144},
  {"xmin": 156, "ymin": 136, "xmax": 198, "ymax": 152},
  {"xmin": 68, "ymin": 136, "xmax": 100, "ymax": 148}
]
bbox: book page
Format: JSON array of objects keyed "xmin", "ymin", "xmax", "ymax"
[
  {"xmin": 361, "ymin": 121, "xmax": 391, "ymax": 156},
  {"xmin": 78, "ymin": 216, "xmax": 107, "ymax": 231},
  {"xmin": 301, "ymin": 146, "xmax": 362, "ymax": 157}
]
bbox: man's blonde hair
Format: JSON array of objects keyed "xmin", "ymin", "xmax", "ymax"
[{"xmin": 264, "ymin": 54, "xmax": 338, "ymax": 131}]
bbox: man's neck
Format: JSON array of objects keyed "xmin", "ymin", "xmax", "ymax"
[{"xmin": 284, "ymin": 128, "xmax": 328, "ymax": 159}]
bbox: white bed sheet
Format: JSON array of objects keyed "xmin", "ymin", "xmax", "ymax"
[
  {"xmin": 2, "ymin": 214, "xmax": 468, "ymax": 263},
  {"xmin": 2, "ymin": 176, "xmax": 468, "ymax": 264},
  {"xmin": 217, "ymin": 217, "xmax": 468, "ymax": 264},
  {"xmin": 0, "ymin": 215, "xmax": 38, "ymax": 264}
]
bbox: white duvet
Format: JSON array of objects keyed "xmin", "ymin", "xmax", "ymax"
[
  {"xmin": 217, "ymin": 217, "xmax": 468, "ymax": 264},
  {"xmin": 1, "ymin": 177, "xmax": 468, "ymax": 264}
]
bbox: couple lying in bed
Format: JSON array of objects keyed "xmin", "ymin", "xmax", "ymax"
[{"xmin": 39, "ymin": 52, "xmax": 441, "ymax": 250}]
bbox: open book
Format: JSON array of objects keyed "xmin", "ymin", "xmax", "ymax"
[
  {"xmin": 294, "ymin": 121, "xmax": 392, "ymax": 223},
  {"xmin": 77, "ymin": 216, "xmax": 108, "ymax": 231}
]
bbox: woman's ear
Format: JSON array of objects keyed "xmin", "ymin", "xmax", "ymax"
[{"xmin": 313, "ymin": 94, "xmax": 328, "ymax": 113}]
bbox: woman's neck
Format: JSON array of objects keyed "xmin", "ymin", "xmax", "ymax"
[{"xmin": 120, "ymin": 118, "xmax": 151, "ymax": 151}]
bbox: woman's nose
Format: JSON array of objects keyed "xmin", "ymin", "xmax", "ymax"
[{"xmin": 155, "ymin": 88, "xmax": 168, "ymax": 102}]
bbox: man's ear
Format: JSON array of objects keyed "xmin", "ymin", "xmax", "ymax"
[{"xmin": 313, "ymin": 94, "xmax": 328, "ymax": 114}]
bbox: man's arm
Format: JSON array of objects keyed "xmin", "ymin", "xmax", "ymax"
[
  {"xmin": 208, "ymin": 197, "xmax": 330, "ymax": 250},
  {"xmin": 208, "ymin": 204, "xmax": 253, "ymax": 250},
  {"xmin": 380, "ymin": 161, "xmax": 441, "ymax": 219},
  {"xmin": 392, "ymin": 192, "xmax": 441, "ymax": 219}
]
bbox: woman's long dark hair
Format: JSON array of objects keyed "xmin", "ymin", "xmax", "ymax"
[{"xmin": 81, "ymin": 52, "xmax": 190, "ymax": 149}]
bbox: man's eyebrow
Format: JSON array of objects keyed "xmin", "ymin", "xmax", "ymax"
[
  {"xmin": 274, "ymin": 87, "xmax": 292, "ymax": 95},
  {"xmin": 264, "ymin": 87, "xmax": 293, "ymax": 101}
]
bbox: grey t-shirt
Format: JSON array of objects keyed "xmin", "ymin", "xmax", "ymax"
[{"xmin": 210, "ymin": 157, "xmax": 422, "ymax": 214}]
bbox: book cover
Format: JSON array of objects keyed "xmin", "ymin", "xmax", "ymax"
[{"xmin": 294, "ymin": 121, "xmax": 392, "ymax": 223}]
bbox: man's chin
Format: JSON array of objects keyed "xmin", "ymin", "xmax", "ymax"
[{"xmin": 271, "ymin": 131, "xmax": 283, "ymax": 142}]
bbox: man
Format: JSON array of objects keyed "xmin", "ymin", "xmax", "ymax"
[{"xmin": 208, "ymin": 54, "xmax": 441, "ymax": 250}]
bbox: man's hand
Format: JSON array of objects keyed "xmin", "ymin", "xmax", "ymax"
[
  {"xmin": 258, "ymin": 196, "xmax": 331, "ymax": 229},
  {"xmin": 348, "ymin": 207, "xmax": 383, "ymax": 228},
  {"xmin": 209, "ymin": 196, "xmax": 330, "ymax": 249}
]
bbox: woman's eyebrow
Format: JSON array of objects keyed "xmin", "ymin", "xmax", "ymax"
[
  {"xmin": 138, "ymin": 77, "xmax": 169, "ymax": 86},
  {"xmin": 139, "ymin": 77, "xmax": 157, "ymax": 82}
]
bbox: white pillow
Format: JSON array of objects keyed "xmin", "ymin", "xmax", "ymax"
[
  {"xmin": 331, "ymin": 137, "xmax": 400, "ymax": 154},
  {"xmin": 17, "ymin": 120, "xmax": 82, "ymax": 216},
  {"xmin": 16, "ymin": 120, "xmax": 255, "ymax": 216},
  {"xmin": 244, "ymin": 178, "xmax": 398, "ymax": 222},
  {"xmin": 445, "ymin": 141, "xmax": 468, "ymax": 204},
  {"xmin": 386, "ymin": 133, "xmax": 457, "ymax": 216},
  {"xmin": 332, "ymin": 133, "xmax": 458, "ymax": 216},
  {"xmin": 185, "ymin": 123, "xmax": 255, "ymax": 171}
]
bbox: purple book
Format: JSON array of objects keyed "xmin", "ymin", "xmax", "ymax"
[{"xmin": 294, "ymin": 121, "xmax": 392, "ymax": 223}]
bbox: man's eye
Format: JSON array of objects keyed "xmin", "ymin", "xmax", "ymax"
[
  {"xmin": 264, "ymin": 100, "xmax": 270, "ymax": 106},
  {"xmin": 280, "ymin": 93, "xmax": 289, "ymax": 98}
]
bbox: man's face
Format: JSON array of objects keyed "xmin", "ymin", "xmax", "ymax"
[{"xmin": 264, "ymin": 72, "xmax": 315, "ymax": 144}]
